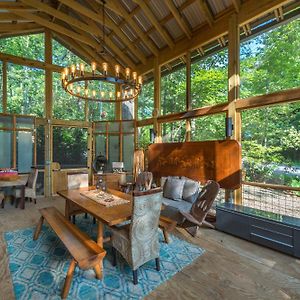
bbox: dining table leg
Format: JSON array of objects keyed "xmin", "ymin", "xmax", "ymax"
[
  {"xmin": 65, "ymin": 199, "xmax": 70, "ymax": 220},
  {"xmin": 20, "ymin": 185, "xmax": 25, "ymax": 209},
  {"xmin": 97, "ymin": 221, "xmax": 104, "ymax": 247},
  {"xmin": 96, "ymin": 221, "xmax": 104, "ymax": 279}
]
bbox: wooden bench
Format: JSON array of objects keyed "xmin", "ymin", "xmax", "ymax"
[
  {"xmin": 33, "ymin": 207, "xmax": 106, "ymax": 299},
  {"xmin": 159, "ymin": 216, "xmax": 177, "ymax": 244}
]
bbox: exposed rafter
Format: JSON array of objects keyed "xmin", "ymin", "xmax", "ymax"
[
  {"xmin": 132, "ymin": 0, "xmax": 175, "ymax": 48},
  {"xmin": 232, "ymin": 0, "xmax": 242, "ymax": 13},
  {"xmin": 136, "ymin": 0, "xmax": 293, "ymax": 75},
  {"xmin": 0, "ymin": 23, "xmax": 40, "ymax": 32},
  {"xmin": 0, "ymin": 13, "xmax": 27, "ymax": 22},
  {"xmin": 165, "ymin": 0, "xmax": 192, "ymax": 39},
  {"xmin": 59, "ymin": 0, "xmax": 147, "ymax": 65},
  {"xmin": 107, "ymin": 0, "xmax": 159, "ymax": 56},
  {"xmin": 196, "ymin": 0, "xmax": 214, "ymax": 27},
  {"xmin": 0, "ymin": 2, "xmax": 37, "ymax": 11},
  {"xmin": 10, "ymin": 10, "xmax": 102, "ymax": 51}
]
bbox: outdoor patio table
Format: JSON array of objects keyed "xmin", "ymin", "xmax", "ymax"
[
  {"xmin": 58, "ymin": 187, "xmax": 132, "ymax": 248},
  {"xmin": 0, "ymin": 174, "xmax": 28, "ymax": 209}
]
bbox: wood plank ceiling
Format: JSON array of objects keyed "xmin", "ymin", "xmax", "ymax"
[{"xmin": 0, "ymin": 0, "xmax": 297, "ymax": 76}]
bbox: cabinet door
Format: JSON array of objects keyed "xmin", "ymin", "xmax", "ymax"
[{"xmin": 216, "ymin": 209, "xmax": 250, "ymax": 240}]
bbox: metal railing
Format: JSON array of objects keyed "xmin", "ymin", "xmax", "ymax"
[{"xmin": 242, "ymin": 181, "xmax": 300, "ymax": 218}]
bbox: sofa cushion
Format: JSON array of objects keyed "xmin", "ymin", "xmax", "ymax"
[
  {"xmin": 161, "ymin": 197, "xmax": 192, "ymax": 224},
  {"xmin": 163, "ymin": 177, "xmax": 185, "ymax": 201},
  {"xmin": 182, "ymin": 177, "xmax": 201, "ymax": 203},
  {"xmin": 162, "ymin": 197, "xmax": 192, "ymax": 211},
  {"xmin": 161, "ymin": 176, "xmax": 179, "ymax": 188}
]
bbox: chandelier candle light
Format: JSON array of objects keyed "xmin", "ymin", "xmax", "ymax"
[
  {"xmin": 61, "ymin": 0, "xmax": 142, "ymax": 103},
  {"xmin": 61, "ymin": 62, "xmax": 143, "ymax": 103}
]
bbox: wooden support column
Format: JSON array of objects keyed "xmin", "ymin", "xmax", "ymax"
[
  {"xmin": 84, "ymin": 101, "xmax": 89, "ymax": 122},
  {"xmin": 153, "ymin": 57, "xmax": 161, "ymax": 143},
  {"xmin": 185, "ymin": 51, "xmax": 191, "ymax": 141},
  {"xmin": 2, "ymin": 61, "xmax": 7, "ymax": 113},
  {"xmin": 12, "ymin": 116, "xmax": 16, "ymax": 169},
  {"xmin": 44, "ymin": 30, "xmax": 53, "ymax": 197},
  {"xmin": 134, "ymin": 95, "xmax": 138, "ymax": 149},
  {"xmin": 115, "ymin": 85, "xmax": 122, "ymax": 121},
  {"xmin": 87, "ymin": 126, "xmax": 93, "ymax": 184},
  {"xmin": 115, "ymin": 85, "xmax": 122, "ymax": 161},
  {"xmin": 227, "ymin": 13, "xmax": 242, "ymax": 204}
]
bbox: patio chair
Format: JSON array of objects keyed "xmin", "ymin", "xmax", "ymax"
[
  {"xmin": 111, "ymin": 188, "xmax": 163, "ymax": 284},
  {"xmin": 0, "ymin": 191, "xmax": 4, "ymax": 208},
  {"xmin": 134, "ymin": 171, "xmax": 153, "ymax": 191},
  {"xmin": 180, "ymin": 180, "xmax": 220, "ymax": 237},
  {"xmin": 14, "ymin": 168, "xmax": 39, "ymax": 204}
]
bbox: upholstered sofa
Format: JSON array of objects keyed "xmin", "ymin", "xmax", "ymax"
[{"xmin": 160, "ymin": 176, "xmax": 203, "ymax": 224}]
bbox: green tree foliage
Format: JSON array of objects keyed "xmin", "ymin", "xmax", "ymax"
[
  {"xmin": 240, "ymin": 18, "xmax": 300, "ymax": 184},
  {"xmin": 52, "ymin": 39, "xmax": 86, "ymax": 67},
  {"xmin": 240, "ymin": 18, "xmax": 300, "ymax": 97},
  {"xmin": 138, "ymin": 125, "xmax": 152, "ymax": 149},
  {"xmin": 138, "ymin": 80, "xmax": 154, "ymax": 120},
  {"xmin": 191, "ymin": 114, "xmax": 225, "ymax": 141},
  {"xmin": 162, "ymin": 120, "xmax": 186, "ymax": 142},
  {"xmin": 161, "ymin": 68, "xmax": 186, "ymax": 115},
  {"xmin": 0, "ymin": 34, "xmax": 44, "ymax": 61},
  {"xmin": 0, "ymin": 61, "xmax": 2, "ymax": 112},
  {"xmin": 242, "ymin": 103, "xmax": 300, "ymax": 184},
  {"xmin": 7, "ymin": 64, "xmax": 44, "ymax": 117},
  {"xmin": 191, "ymin": 49, "xmax": 228, "ymax": 108},
  {"xmin": 52, "ymin": 72, "xmax": 85, "ymax": 120},
  {"xmin": 53, "ymin": 127, "xmax": 88, "ymax": 168}
]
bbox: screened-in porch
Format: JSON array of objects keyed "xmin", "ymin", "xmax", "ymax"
[{"xmin": 0, "ymin": 0, "xmax": 300, "ymax": 299}]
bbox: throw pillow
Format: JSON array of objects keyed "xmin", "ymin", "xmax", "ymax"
[
  {"xmin": 163, "ymin": 177, "xmax": 185, "ymax": 201},
  {"xmin": 182, "ymin": 177, "xmax": 201, "ymax": 203},
  {"xmin": 160, "ymin": 176, "xmax": 167, "ymax": 188}
]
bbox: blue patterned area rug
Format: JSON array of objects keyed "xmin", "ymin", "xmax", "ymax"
[{"xmin": 4, "ymin": 215, "xmax": 204, "ymax": 300}]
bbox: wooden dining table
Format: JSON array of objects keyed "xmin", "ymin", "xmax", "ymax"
[
  {"xmin": 0, "ymin": 175, "xmax": 28, "ymax": 209},
  {"xmin": 57, "ymin": 187, "xmax": 132, "ymax": 248}
]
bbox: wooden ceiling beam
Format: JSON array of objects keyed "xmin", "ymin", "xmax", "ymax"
[
  {"xmin": 0, "ymin": 13, "xmax": 27, "ymax": 22},
  {"xmin": 0, "ymin": 23, "xmax": 41, "ymax": 32},
  {"xmin": 55, "ymin": 15, "xmax": 124, "ymax": 74},
  {"xmin": 10, "ymin": 10, "xmax": 102, "ymax": 51},
  {"xmin": 108, "ymin": 0, "xmax": 159, "ymax": 56},
  {"xmin": 85, "ymin": 0, "xmax": 147, "ymax": 65},
  {"xmin": 78, "ymin": 13, "xmax": 136, "ymax": 69},
  {"xmin": 196, "ymin": 0, "xmax": 214, "ymax": 27},
  {"xmin": 59, "ymin": 0, "xmax": 147, "ymax": 65},
  {"xmin": 0, "ymin": 2, "xmax": 37, "ymax": 11},
  {"xmin": 20, "ymin": 0, "xmax": 100, "ymax": 37},
  {"xmin": 51, "ymin": 3, "xmax": 62, "ymax": 23},
  {"xmin": 136, "ymin": 0, "xmax": 292, "ymax": 75},
  {"xmin": 165, "ymin": 0, "xmax": 192, "ymax": 39},
  {"xmin": 274, "ymin": 7, "xmax": 284, "ymax": 21},
  {"xmin": 0, "ymin": 28, "xmax": 44, "ymax": 39},
  {"xmin": 232, "ymin": 0, "xmax": 242, "ymax": 13},
  {"xmin": 0, "ymin": 51, "xmax": 63, "ymax": 72},
  {"xmin": 132, "ymin": 0, "xmax": 175, "ymax": 48}
]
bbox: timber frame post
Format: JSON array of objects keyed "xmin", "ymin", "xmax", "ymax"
[
  {"xmin": 227, "ymin": 13, "xmax": 242, "ymax": 204},
  {"xmin": 185, "ymin": 51, "xmax": 192, "ymax": 141},
  {"xmin": 153, "ymin": 57, "xmax": 162, "ymax": 143},
  {"xmin": 2, "ymin": 61, "xmax": 7, "ymax": 113},
  {"xmin": 44, "ymin": 29, "xmax": 53, "ymax": 197}
]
